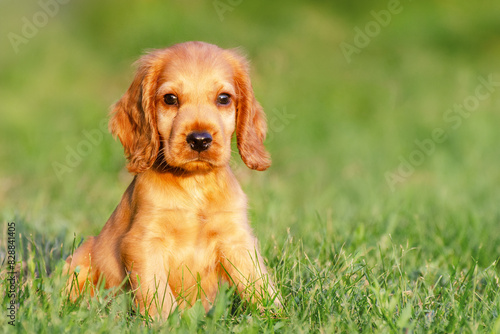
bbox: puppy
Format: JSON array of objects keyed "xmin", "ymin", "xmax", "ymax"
[{"xmin": 64, "ymin": 41, "xmax": 280, "ymax": 319}]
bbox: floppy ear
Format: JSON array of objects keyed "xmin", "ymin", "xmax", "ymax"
[
  {"xmin": 227, "ymin": 50, "xmax": 271, "ymax": 171},
  {"xmin": 109, "ymin": 52, "xmax": 164, "ymax": 174}
]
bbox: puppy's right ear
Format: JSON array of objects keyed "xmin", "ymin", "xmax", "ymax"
[{"xmin": 109, "ymin": 52, "xmax": 164, "ymax": 174}]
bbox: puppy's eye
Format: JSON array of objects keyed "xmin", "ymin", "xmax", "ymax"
[
  {"xmin": 216, "ymin": 93, "xmax": 231, "ymax": 106},
  {"xmin": 164, "ymin": 94, "xmax": 178, "ymax": 106}
]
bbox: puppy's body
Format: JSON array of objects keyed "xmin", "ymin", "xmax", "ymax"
[{"xmin": 65, "ymin": 42, "xmax": 279, "ymax": 318}]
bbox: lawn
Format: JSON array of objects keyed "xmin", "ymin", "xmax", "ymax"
[{"xmin": 1, "ymin": 0, "xmax": 500, "ymax": 332}]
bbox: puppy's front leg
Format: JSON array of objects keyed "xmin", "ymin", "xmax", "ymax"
[
  {"xmin": 121, "ymin": 239, "xmax": 177, "ymax": 319},
  {"xmin": 219, "ymin": 225, "xmax": 281, "ymax": 308}
]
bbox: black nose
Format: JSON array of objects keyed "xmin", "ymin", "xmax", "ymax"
[{"xmin": 186, "ymin": 132, "xmax": 212, "ymax": 152}]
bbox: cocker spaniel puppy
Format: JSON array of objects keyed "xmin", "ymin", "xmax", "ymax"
[{"xmin": 64, "ymin": 41, "xmax": 280, "ymax": 319}]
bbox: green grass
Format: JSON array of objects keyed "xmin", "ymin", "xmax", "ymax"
[{"xmin": 2, "ymin": 0, "xmax": 500, "ymax": 332}]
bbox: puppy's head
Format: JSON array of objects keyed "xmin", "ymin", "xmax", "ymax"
[{"xmin": 110, "ymin": 41, "xmax": 271, "ymax": 174}]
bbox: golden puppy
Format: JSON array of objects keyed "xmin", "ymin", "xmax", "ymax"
[{"xmin": 64, "ymin": 41, "xmax": 280, "ymax": 318}]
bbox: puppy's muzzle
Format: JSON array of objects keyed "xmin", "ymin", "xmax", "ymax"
[{"xmin": 186, "ymin": 131, "xmax": 212, "ymax": 152}]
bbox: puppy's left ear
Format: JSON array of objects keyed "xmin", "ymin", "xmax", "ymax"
[{"xmin": 226, "ymin": 50, "xmax": 271, "ymax": 171}]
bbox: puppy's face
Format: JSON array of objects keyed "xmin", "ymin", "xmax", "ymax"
[
  {"xmin": 110, "ymin": 42, "xmax": 271, "ymax": 174},
  {"xmin": 155, "ymin": 47, "xmax": 236, "ymax": 172}
]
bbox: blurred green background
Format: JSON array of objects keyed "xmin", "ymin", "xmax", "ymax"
[{"xmin": 1, "ymin": 0, "xmax": 500, "ymax": 289}]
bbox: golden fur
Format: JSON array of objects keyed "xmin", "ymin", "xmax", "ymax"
[{"xmin": 64, "ymin": 41, "xmax": 280, "ymax": 318}]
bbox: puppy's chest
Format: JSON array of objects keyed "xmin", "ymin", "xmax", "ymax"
[
  {"xmin": 157, "ymin": 208, "xmax": 234, "ymax": 268},
  {"xmin": 141, "ymin": 177, "xmax": 247, "ymax": 273}
]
